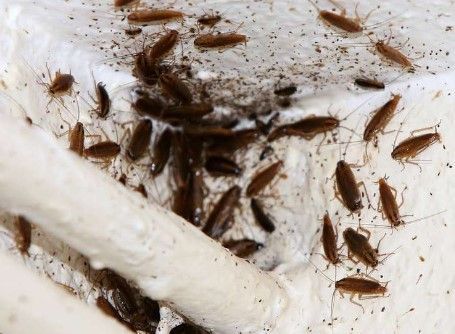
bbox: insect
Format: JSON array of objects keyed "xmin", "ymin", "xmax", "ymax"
[
  {"xmin": 367, "ymin": 34, "xmax": 413, "ymax": 68},
  {"xmin": 14, "ymin": 216, "xmax": 32, "ymax": 256},
  {"xmin": 194, "ymin": 32, "xmax": 247, "ymax": 49},
  {"xmin": 96, "ymin": 296, "xmax": 133, "ymax": 330},
  {"xmin": 148, "ymin": 30, "xmax": 179, "ymax": 61},
  {"xmin": 223, "ymin": 239, "xmax": 263, "ymax": 258},
  {"xmin": 335, "ymin": 275, "xmax": 388, "ymax": 310},
  {"xmin": 206, "ymin": 129, "xmax": 259, "ymax": 154},
  {"xmin": 343, "ymin": 227, "xmax": 380, "ymax": 268},
  {"xmin": 363, "ymin": 94, "xmax": 401, "ymax": 142},
  {"xmin": 202, "ymin": 185, "xmax": 241, "ymax": 239},
  {"xmin": 391, "ymin": 127, "xmax": 441, "ymax": 165},
  {"xmin": 355, "ymin": 77, "xmax": 385, "ymax": 89},
  {"xmin": 183, "ymin": 125, "xmax": 234, "ymax": 138},
  {"xmin": 259, "ymin": 146, "xmax": 274, "ymax": 161},
  {"xmin": 93, "ymin": 82, "xmax": 111, "ymax": 118},
  {"xmin": 84, "ymin": 141, "xmax": 121, "ymax": 160},
  {"xmin": 246, "ymin": 160, "xmax": 283, "ymax": 197},
  {"xmin": 133, "ymin": 52, "xmax": 160, "ymax": 86},
  {"xmin": 250, "ymin": 198, "xmax": 275, "ymax": 233},
  {"xmin": 321, "ymin": 213, "xmax": 340, "ymax": 265},
  {"xmin": 127, "ymin": 9, "xmax": 184, "ymax": 25},
  {"xmin": 150, "ymin": 128, "xmax": 172, "ymax": 176},
  {"xmin": 68, "ymin": 122, "xmax": 85, "ymax": 156},
  {"xmin": 172, "ymin": 131, "xmax": 191, "ymax": 187},
  {"xmin": 171, "ymin": 323, "xmax": 209, "ymax": 334},
  {"xmin": 46, "ymin": 70, "xmax": 75, "ymax": 97},
  {"xmin": 126, "ymin": 119, "xmax": 153, "ymax": 161},
  {"xmin": 197, "ymin": 13, "xmax": 222, "ymax": 27},
  {"xmin": 159, "ymin": 73, "xmax": 192, "ymax": 104},
  {"xmin": 114, "ymin": 0, "xmax": 139, "ymax": 8},
  {"xmin": 125, "ymin": 27, "xmax": 142, "ymax": 36},
  {"xmin": 274, "ymin": 85, "xmax": 297, "ymax": 96},
  {"xmin": 267, "ymin": 116, "xmax": 339, "ymax": 142},
  {"xmin": 334, "ymin": 160, "xmax": 367, "ymax": 214},
  {"xmin": 377, "ymin": 177, "xmax": 405, "ymax": 227},
  {"xmin": 133, "ymin": 92, "xmax": 165, "ymax": 118},
  {"xmin": 204, "ymin": 156, "xmax": 241, "ymax": 176},
  {"xmin": 162, "ymin": 103, "xmax": 214, "ymax": 121}
]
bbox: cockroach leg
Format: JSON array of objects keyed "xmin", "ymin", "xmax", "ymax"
[{"xmin": 349, "ymin": 294, "xmax": 365, "ymax": 312}]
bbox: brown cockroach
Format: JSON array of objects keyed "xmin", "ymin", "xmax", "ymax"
[
  {"xmin": 172, "ymin": 131, "xmax": 191, "ymax": 187},
  {"xmin": 335, "ymin": 275, "xmax": 388, "ymax": 308},
  {"xmin": 343, "ymin": 227, "xmax": 379, "ymax": 268},
  {"xmin": 133, "ymin": 52, "xmax": 159, "ymax": 86},
  {"xmin": 162, "ymin": 103, "xmax": 214, "ymax": 121},
  {"xmin": 377, "ymin": 177, "xmax": 404, "ymax": 227},
  {"xmin": 94, "ymin": 82, "xmax": 111, "ymax": 118},
  {"xmin": 204, "ymin": 156, "xmax": 241, "ymax": 176},
  {"xmin": 84, "ymin": 141, "xmax": 121, "ymax": 160},
  {"xmin": 171, "ymin": 323, "xmax": 209, "ymax": 334},
  {"xmin": 198, "ymin": 14, "xmax": 222, "ymax": 27},
  {"xmin": 223, "ymin": 239, "xmax": 263, "ymax": 258},
  {"xmin": 334, "ymin": 160, "xmax": 366, "ymax": 213},
  {"xmin": 321, "ymin": 213, "xmax": 340, "ymax": 265},
  {"xmin": 48, "ymin": 70, "xmax": 75, "ymax": 97},
  {"xmin": 355, "ymin": 77, "xmax": 385, "ymax": 89},
  {"xmin": 202, "ymin": 185, "xmax": 241, "ymax": 239},
  {"xmin": 150, "ymin": 128, "xmax": 172, "ymax": 176},
  {"xmin": 363, "ymin": 34, "xmax": 413, "ymax": 68},
  {"xmin": 206, "ymin": 129, "xmax": 259, "ymax": 154},
  {"xmin": 114, "ymin": 0, "xmax": 139, "ymax": 8},
  {"xmin": 391, "ymin": 131, "xmax": 441, "ymax": 163},
  {"xmin": 267, "ymin": 116, "xmax": 339, "ymax": 142},
  {"xmin": 246, "ymin": 160, "xmax": 283, "ymax": 197},
  {"xmin": 250, "ymin": 198, "xmax": 275, "ymax": 233},
  {"xmin": 112, "ymin": 287, "xmax": 138, "ymax": 317},
  {"xmin": 132, "ymin": 92, "xmax": 165, "ymax": 118},
  {"xmin": 363, "ymin": 94, "xmax": 401, "ymax": 142},
  {"xmin": 194, "ymin": 32, "xmax": 247, "ymax": 49},
  {"xmin": 159, "ymin": 73, "xmax": 193, "ymax": 104},
  {"xmin": 14, "ymin": 216, "xmax": 32, "ymax": 256},
  {"xmin": 274, "ymin": 85, "xmax": 297, "ymax": 96},
  {"xmin": 148, "ymin": 30, "xmax": 179, "ymax": 60},
  {"xmin": 126, "ymin": 119, "xmax": 153, "ymax": 161},
  {"xmin": 68, "ymin": 121, "xmax": 85, "ymax": 156},
  {"xmin": 127, "ymin": 9, "xmax": 184, "ymax": 25},
  {"xmin": 125, "ymin": 27, "xmax": 142, "ymax": 36}
]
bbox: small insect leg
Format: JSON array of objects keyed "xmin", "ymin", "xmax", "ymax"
[{"xmin": 349, "ymin": 294, "xmax": 365, "ymax": 313}]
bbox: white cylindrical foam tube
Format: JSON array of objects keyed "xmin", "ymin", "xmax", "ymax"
[
  {"xmin": 0, "ymin": 251, "xmax": 132, "ymax": 334},
  {"xmin": 0, "ymin": 112, "xmax": 288, "ymax": 334}
]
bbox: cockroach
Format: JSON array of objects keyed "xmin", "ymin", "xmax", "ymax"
[
  {"xmin": 250, "ymin": 198, "xmax": 275, "ymax": 233},
  {"xmin": 127, "ymin": 119, "xmax": 153, "ymax": 161},
  {"xmin": 334, "ymin": 160, "xmax": 366, "ymax": 213},
  {"xmin": 48, "ymin": 70, "xmax": 75, "ymax": 97},
  {"xmin": 135, "ymin": 183, "xmax": 148, "ymax": 198},
  {"xmin": 202, "ymin": 185, "xmax": 241, "ymax": 239},
  {"xmin": 391, "ymin": 132, "xmax": 441, "ymax": 163},
  {"xmin": 363, "ymin": 34, "xmax": 413, "ymax": 68},
  {"xmin": 94, "ymin": 82, "xmax": 111, "ymax": 118},
  {"xmin": 171, "ymin": 323, "xmax": 209, "ymax": 334},
  {"xmin": 223, "ymin": 239, "xmax": 263, "ymax": 258},
  {"xmin": 194, "ymin": 32, "xmax": 247, "ymax": 49},
  {"xmin": 114, "ymin": 0, "xmax": 139, "ymax": 8},
  {"xmin": 343, "ymin": 227, "xmax": 378, "ymax": 267},
  {"xmin": 318, "ymin": 10, "xmax": 363, "ymax": 33},
  {"xmin": 150, "ymin": 128, "xmax": 172, "ymax": 176},
  {"xmin": 198, "ymin": 14, "xmax": 222, "ymax": 27},
  {"xmin": 321, "ymin": 213, "xmax": 340, "ymax": 265},
  {"xmin": 172, "ymin": 131, "xmax": 191, "ymax": 187},
  {"xmin": 274, "ymin": 85, "xmax": 297, "ymax": 96},
  {"xmin": 148, "ymin": 30, "xmax": 179, "ymax": 60},
  {"xmin": 84, "ymin": 141, "xmax": 121, "ymax": 159},
  {"xmin": 268, "ymin": 116, "xmax": 339, "ymax": 142},
  {"xmin": 127, "ymin": 9, "xmax": 184, "ymax": 25},
  {"xmin": 204, "ymin": 156, "xmax": 241, "ymax": 176},
  {"xmin": 377, "ymin": 178, "xmax": 403, "ymax": 227},
  {"xmin": 162, "ymin": 103, "xmax": 214, "ymax": 121},
  {"xmin": 14, "ymin": 216, "xmax": 32, "ymax": 256},
  {"xmin": 133, "ymin": 93, "xmax": 164, "ymax": 118},
  {"xmin": 159, "ymin": 73, "xmax": 192, "ymax": 104},
  {"xmin": 68, "ymin": 122, "xmax": 84, "ymax": 156},
  {"xmin": 112, "ymin": 287, "xmax": 138, "ymax": 317},
  {"xmin": 183, "ymin": 125, "xmax": 234, "ymax": 138},
  {"xmin": 96, "ymin": 296, "xmax": 129, "ymax": 326},
  {"xmin": 246, "ymin": 160, "xmax": 283, "ymax": 197},
  {"xmin": 206, "ymin": 129, "xmax": 259, "ymax": 154},
  {"xmin": 335, "ymin": 276, "xmax": 387, "ymax": 308},
  {"xmin": 355, "ymin": 77, "xmax": 385, "ymax": 89},
  {"xmin": 188, "ymin": 169, "xmax": 204, "ymax": 226},
  {"xmin": 125, "ymin": 27, "xmax": 142, "ymax": 36},
  {"xmin": 133, "ymin": 53, "xmax": 160, "ymax": 86},
  {"xmin": 363, "ymin": 94, "xmax": 401, "ymax": 142}
]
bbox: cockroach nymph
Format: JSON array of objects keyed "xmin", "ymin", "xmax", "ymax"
[
  {"xmin": 148, "ymin": 30, "xmax": 179, "ymax": 61},
  {"xmin": 250, "ymin": 198, "xmax": 275, "ymax": 233},
  {"xmin": 246, "ymin": 160, "xmax": 283, "ymax": 197},
  {"xmin": 128, "ymin": 9, "xmax": 184, "ymax": 25},
  {"xmin": 126, "ymin": 119, "xmax": 153, "ymax": 161},
  {"xmin": 223, "ymin": 239, "xmax": 263, "ymax": 258},
  {"xmin": 334, "ymin": 160, "xmax": 367, "ymax": 213},
  {"xmin": 194, "ymin": 32, "xmax": 247, "ymax": 49}
]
